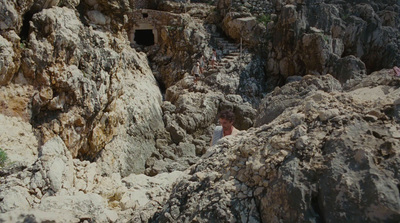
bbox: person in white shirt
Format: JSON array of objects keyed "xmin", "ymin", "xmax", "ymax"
[
  {"xmin": 210, "ymin": 48, "xmax": 217, "ymax": 69},
  {"xmin": 191, "ymin": 61, "xmax": 201, "ymax": 84},
  {"xmin": 210, "ymin": 110, "xmax": 239, "ymax": 146}
]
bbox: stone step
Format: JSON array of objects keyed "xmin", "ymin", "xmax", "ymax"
[
  {"xmin": 207, "ymin": 68, "xmax": 219, "ymax": 72},
  {"xmin": 224, "ymin": 54, "xmax": 239, "ymax": 60},
  {"xmin": 217, "ymin": 41, "xmax": 237, "ymax": 46},
  {"xmin": 222, "ymin": 49, "xmax": 239, "ymax": 55},
  {"xmin": 229, "ymin": 52, "xmax": 240, "ymax": 55},
  {"xmin": 221, "ymin": 50, "xmax": 237, "ymax": 55},
  {"xmin": 220, "ymin": 46, "xmax": 238, "ymax": 50}
]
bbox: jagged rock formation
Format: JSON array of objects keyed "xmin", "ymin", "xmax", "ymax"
[
  {"xmin": 152, "ymin": 71, "xmax": 400, "ymax": 223},
  {"xmin": 0, "ymin": 132, "xmax": 185, "ymax": 222},
  {"xmin": 0, "ymin": 0, "xmax": 400, "ymax": 222},
  {"xmin": 219, "ymin": 0, "xmax": 400, "ymax": 87}
]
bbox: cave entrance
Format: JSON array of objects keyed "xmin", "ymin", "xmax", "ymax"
[
  {"xmin": 20, "ymin": 10, "xmax": 35, "ymax": 41},
  {"xmin": 134, "ymin": 29, "xmax": 154, "ymax": 46},
  {"xmin": 129, "ymin": 23, "xmax": 158, "ymax": 47}
]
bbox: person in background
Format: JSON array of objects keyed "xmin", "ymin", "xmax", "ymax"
[
  {"xmin": 210, "ymin": 110, "xmax": 239, "ymax": 146},
  {"xmin": 199, "ymin": 54, "xmax": 206, "ymax": 74},
  {"xmin": 210, "ymin": 48, "xmax": 217, "ymax": 69},
  {"xmin": 191, "ymin": 61, "xmax": 201, "ymax": 84},
  {"xmin": 393, "ymin": 66, "xmax": 400, "ymax": 77}
]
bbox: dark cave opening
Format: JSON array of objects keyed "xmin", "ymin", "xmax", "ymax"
[
  {"xmin": 311, "ymin": 194, "xmax": 325, "ymax": 223},
  {"xmin": 76, "ymin": 1, "xmax": 90, "ymax": 26},
  {"xmin": 156, "ymin": 77, "xmax": 166, "ymax": 100},
  {"xmin": 134, "ymin": 29, "xmax": 154, "ymax": 46},
  {"xmin": 20, "ymin": 10, "xmax": 35, "ymax": 41}
]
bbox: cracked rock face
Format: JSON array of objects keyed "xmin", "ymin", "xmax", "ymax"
[
  {"xmin": 1, "ymin": 0, "xmax": 400, "ymax": 222},
  {"xmin": 152, "ymin": 72, "xmax": 400, "ymax": 222},
  {"xmin": 222, "ymin": 0, "xmax": 400, "ymax": 86}
]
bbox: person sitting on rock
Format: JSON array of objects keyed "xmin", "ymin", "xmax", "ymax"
[
  {"xmin": 210, "ymin": 48, "xmax": 217, "ymax": 69},
  {"xmin": 199, "ymin": 55, "xmax": 206, "ymax": 74},
  {"xmin": 393, "ymin": 66, "xmax": 400, "ymax": 77},
  {"xmin": 191, "ymin": 61, "xmax": 201, "ymax": 84},
  {"xmin": 210, "ymin": 110, "xmax": 239, "ymax": 146}
]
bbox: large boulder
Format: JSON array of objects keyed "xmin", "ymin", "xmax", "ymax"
[
  {"xmin": 222, "ymin": 13, "xmax": 266, "ymax": 47},
  {"xmin": 224, "ymin": 0, "xmax": 400, "ymax": 85},
  {"xmin": 0, "ymin": 114, "xmax": 38, "ymax": 168},
  {"xmin": 152, "ymin": 72, "xmax": 400, "ymax": 222},
  {"xmin": 15, "ymin": 6, "xmax": 166, "ymax": 176},
  {"xmin": 0, "ymin": 0, "xmax": 22, "ymax": 31},
  {"xmin": 0, "ymin": 34, "xmax": 20, "ymax": 85},
  {"xmin": 255, "ymin": 74, "xmax": 342, "ymax": 126}
]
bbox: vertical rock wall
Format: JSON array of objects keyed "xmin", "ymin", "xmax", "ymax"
[
  {"xmin": 0, "ymin": 1, "xmax": 167, "ymax": 176},
  {"xmin": 219, "ymin": 0, "xmax": 400, "ymax": 86}
]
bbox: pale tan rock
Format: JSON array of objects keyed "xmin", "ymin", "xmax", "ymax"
[
  {"xmin": 0, "ymin": 113, "xmax": 38, "ymax": 166},
  {"xmin": 0, "ymin": 35, "xmax": 18, "ymax": 85},
  {"xmin": 318, "ymin": 108, "xmax": 340, "ymax": 121}
]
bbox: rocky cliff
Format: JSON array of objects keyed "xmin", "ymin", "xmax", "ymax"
[
  {"xmin": 0, "ymin": 0, "xmax": 399, "ymax": 222},
  {"xmin": 152, "ymin": 71, "xmax": 400, "ymax": 222}
]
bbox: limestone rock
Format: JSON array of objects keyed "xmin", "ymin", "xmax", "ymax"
[
  {"xmin": 0, "ymin": 0, "xmax": 20, "ymax": 31},
  {"xmin": 60, "ymin": 0, "xmax": 80, "ymax": 8},
  {"xmin": 154, "ymin": 73, "xmax": 400, "ymax": 222},
  {"xmin": 222, "ymin": 13, "xmax": 265, "ymax": 47},
  {"xmin": 255, "ymin": 74, "xmax": 342, "ymax": 126},
  {"xmin": 332, "ymin": 55, "xmax": 367, "ymax": 84},
  {"xmin": 13, "ymin": 6, "xmax": 166, "ymax": 177},
  {"xmin": 0, "ymin": 209, "xmax": 78, "ymax": 223},
  {"xmin": 0, "ymin": 35, "xmax": 19, "ymax": 85},
  {"xmin": 38, "ymin": 192, "xmax": 110, "ymax": 221},
  {"xmin": 0, "ymin": 114, "xmax": 38, "ymax": 167},
  {"xmin": 30, "ymin": 136, "xmax": 74, "ymax": 193},
  {"xmin": 0, "ymin": 186, "xmax": 31, "ymax": 213},
  {"xmin": 0, "ymin": 1, "xmax": 400, "ymax": 222}
]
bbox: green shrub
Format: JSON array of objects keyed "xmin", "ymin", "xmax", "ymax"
[
  {"xmin": 257, "ymin": 14, "xmax": 271, "ymax": 27},
  {"xmin": 0, "ymin": 148, "xmax": 8, "ymax": 168},
  {"xmin": 20, "ymin": 42, "xmax": 26, "ymax": 49},
  {"xmin": 323, "ymin": 34, "xmax": 330, "ymax": 43}
]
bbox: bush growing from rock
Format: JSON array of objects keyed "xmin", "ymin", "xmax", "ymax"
[{"xmin": 0, "ymin": 148, "xmax": 8, "ymax": 168}]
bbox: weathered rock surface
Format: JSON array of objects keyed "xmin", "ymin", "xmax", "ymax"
[
  {"xmin": 0, "ymin": 114, "xmax": 38, "ymax": 167},
  {"xmin": 1, "ymin": 0, "xmax": 400, "ymax": 222},
  {"xmin": 153, "ymin": 71, "xmax": 400, "ymax": 222},
  {"xmin": 0, "ymin": 135, "xmax": 186, "ymax": 222},
  {"xmin": 8, "ymin": 6, "xmax": 166, "ymax": 176},
  {"xmin": 221, "ymin": 0, "xmax": 400, "ymax": 86}
]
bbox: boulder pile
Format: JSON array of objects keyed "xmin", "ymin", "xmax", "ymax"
[
  {"xmin": 0, "ymin": 0, "xmax": 399, "ymax": 222},
  {"xmin": 153, "ymin": 71, "xmax": 400, "ymax": 222}
]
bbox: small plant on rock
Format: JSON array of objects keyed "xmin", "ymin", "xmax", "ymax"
[
  {"xmin": 0, "ymin": 148, "xmax": 8, "ymax": 168},
  {"xmin": 20, "ymin": 41, "xmax": 26, "ymax": 49},
  {"xmin": 257, "ymin": 14, "xmax": 271, "ymax": 27}
]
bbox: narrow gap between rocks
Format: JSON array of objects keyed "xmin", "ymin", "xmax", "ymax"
[
  {"xmin": 397, "ymin": 184, "xmax": 400, "ymax": 198},
  {"xmin": 156, "ymin": 78, "xmax": 167, "ymax": 100},
  {"xmin": 20, "ymin": 10, "xmax": 35, "ymax": 42},
  {"xmin": 311, "ymin": 193, "xmax": 325, "ymax": 223},
  {"xmin": 76, "ymin": 1, "xmax": 89, "ymax": 26}
]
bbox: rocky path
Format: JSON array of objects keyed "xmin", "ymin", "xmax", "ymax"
[{"xmin": 203, "ymin": 34, "xmax": 241, "ymax": 76}]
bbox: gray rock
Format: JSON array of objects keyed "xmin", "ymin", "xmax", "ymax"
[
  {"xmin": 39, "ymin": 193, "xmax": 109, "ymax": 220},
  {"xmin": 289, "ymin": 113, "xmax": 305, "ymax": 127},
  {"xmin": 1, "ymin": 1, "xmax": 400, "ymax": 222},
  {"xmin": 176, "ymin": 142, "xmax": 196, "ymax": 157},
  {"xmin": 0, "ymin": 209, "xmax": 78, "ymax": 223},
  {"xmin": 0, "ymin": 1, "xmax": 20, "ymax": 31},
  {"xmin": 0, "ymin": 35, "xmax": 17, "ymax": 85},
  {"xmin": 255, "ymin": 74, "xmax": 342, "ymax": 126},
  {"xmin": 332, "ymin": 55, "xmax": 367, "ymax": 84},
  {"xmin": 154, "ymin": 68, "xmax": 400, "ymax": 222},
  {"xmin": 318, "ymin": 108, "xmax": 340, "ymax": 122},
  {"xmin": 0, "ymin": 186, "xmax": 31, "ymax": 213}
]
